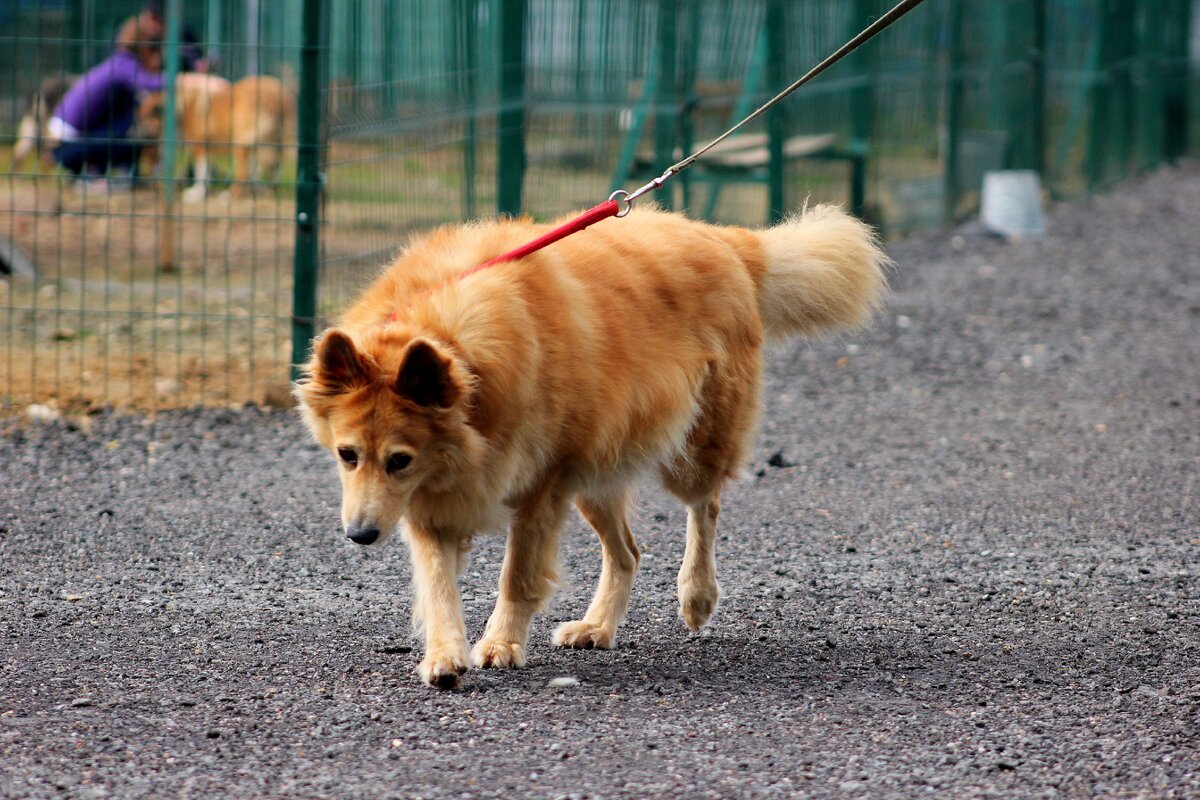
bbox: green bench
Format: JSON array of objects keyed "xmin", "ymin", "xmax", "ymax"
[{"xmin": 686, "ymin": 132, "xmax": 867, "ymax": 220}]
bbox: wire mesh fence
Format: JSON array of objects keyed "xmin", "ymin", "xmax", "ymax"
[
  {"xmin": 2, "ymin": 0, "xmax": 1197, "ymax": 413},
  {"xmin": 1, "ymin": 0, "xmax": 303, "ymax": 412}
]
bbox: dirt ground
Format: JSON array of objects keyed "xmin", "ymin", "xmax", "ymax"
[
  {"xmin": 1, "ymin": 176, "xmax": 298, "ymax": 409},
  {"xmin": 1, "ymin": 161, "xmax": 1198, "ymax": 799}
]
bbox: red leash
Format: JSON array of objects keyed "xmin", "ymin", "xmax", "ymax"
[
  {"xmin": 468, "ymin": 197, "xmax": 623, "ymax": 274},
  {"xmin": 388, "ymin": 197, "xmax": 625, "ymax": 322}
]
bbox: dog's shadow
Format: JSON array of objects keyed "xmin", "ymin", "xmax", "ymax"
[
  {"xmin": 470, "ymin": 612, "xmax": 1107, "ymax": 709},
  {"xmin": 362, "ymin": 535, "xmax": 1138, "ymax": 703},
  {"xmin": 456, "ymin": 537, "xmax": 946, "ymax": 698}
]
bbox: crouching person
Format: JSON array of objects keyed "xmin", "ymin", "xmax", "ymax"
[{"xmin": 49, "ymin": 16, "xmax": 165, "ymax": 189}]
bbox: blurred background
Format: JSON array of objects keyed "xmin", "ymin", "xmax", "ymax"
[{"xmin": 1, "ymin": 0, "xmax": 1197, "ymax": 411}]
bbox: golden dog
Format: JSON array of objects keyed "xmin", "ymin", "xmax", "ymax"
[
  {"xmin": 295, "ymin": 205, "xmax": 888, "ymax": 688},
  {"xmin": 137, "ymin": 74, "xmax": 293, "ymax": 202}
]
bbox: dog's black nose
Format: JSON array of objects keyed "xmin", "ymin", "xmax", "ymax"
[{"xmin": 346, "ymin": 525, "xmax": 380, "ymax": 545}]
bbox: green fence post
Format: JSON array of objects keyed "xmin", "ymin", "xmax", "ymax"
[
  {"xmin": 1134, "ymin": 2, "xmax": 1163, "ymax": 171},
  {"xmin": 653, "ymin": 0, "xmax": 677, "ymax": 211},
  {"xmin": 157, "ymin": 0, "xmax": 182, "ymax": 273},
  {"xmin": 206, "ymin": 0, "xmax": 222, "ymax": 72},
  {"xmin": 850, "ymin": 0, "xmax": 874, "ymax": 148},
  {"xmin": 1091, "ymin": 0, "xmax": 1137, "ymax": 190},
  {"xmin": 1112, "ymin": 0, "xmax": 1135, "ymax": 181},
  {"xmin": 1031, "ymin": 0, "xmax": 1047, "ymax": 176},
  {"xmin": 678, "ymin": 2, "xmax": 699, "ymax": 211},
  {"xmin": 1162, "ymin": 0, "xmax": 1190, "ymax": 162},
  {"xmin": 290, "ymin": 0, "xmax": 326, "ymax": 380},
  {"xmin": 985, "ymin": 1, "xmax": 1007, "ymax": 137},
  {"xmin": 454, "ymin": 0, "xmax": 478, "ymax": 219},
  {"xmin": 765, "ymin": 0, "xmax": 785, "ymax": 224},
  {"xmin": 497, "ymin": 0, "xmax": 527, "ymax": 217},
  {"xmin": 574, "ymin": 0, "xmax": 587, "ymax": 135},
  {"xmin": 998, "ymin": 1, "xmax": 1035, "ymax": 172},
  {"xmin": 848, "ymin": 0, "xmax": 875, "ymax": 220},
  {"xmin": 1086, "ymin": 2, "xmax": 1110, "ymax": 192},
  {"xmin": 943, "ymin": 0, "xmax": 964, "ymax": 223}
]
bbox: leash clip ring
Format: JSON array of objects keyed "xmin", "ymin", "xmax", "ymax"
[{"xmin": 608, "ymin": 189, "xmax": 633, "ymax": 218}]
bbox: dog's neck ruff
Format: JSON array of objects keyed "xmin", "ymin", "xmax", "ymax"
[{"xmin": 387, "ymin": 199, "xmax": 622, "ymax": 323}]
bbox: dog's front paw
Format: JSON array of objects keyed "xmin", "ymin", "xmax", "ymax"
[
  {"xmin": 553, "ymin": 620, "xmax": 616, "ymax": 650},
  {"xmin": 181, "ymin": 185, "xmax": 207, "ymax": 204},
  {"xmin": 417, "ymin": 646, "xmax": 469, "ymax": 690},
  {"xmin": 678, "ymin": 579, "xmax": 720, "ymax": 632},
  {"xmin": 471, "ymin": 638, "xmax": 526, "ymax": 669}
]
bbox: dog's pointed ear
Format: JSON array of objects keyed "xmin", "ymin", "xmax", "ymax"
[
  {"xmin": 394, "ymin": 339, "xmax": 461, "ymax": 408},
  {"xmin": 314, "ymin": 330, "xmax": 371, "ymax": 391}
]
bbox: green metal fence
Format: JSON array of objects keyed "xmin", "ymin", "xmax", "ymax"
[
  {"xmin": 1, "ymin": 0, "xmax": 305, "ymax": 411},
  {"xmin": 2, "ymin": 0, "xmax": 1197, "ymax": 413}
]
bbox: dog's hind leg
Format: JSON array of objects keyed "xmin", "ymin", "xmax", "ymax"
[
  {"xmin": 257, "ymin": 141, "xmax": 280, "ymax": 186},
  {"xmin": 676, "ymin": 493, "xmax": 722, "ymax": 631},
  {"xmin": 472, "ymin": 482, "xmax": 568, "ymax": 670},
  {"xmin": 181, "ymin": 152, "xmax": 209, "ymax": 203},
  {"xmin": 553, "ymin": 488, "xmax": 641, "ymax": 650},
  {"xmin": 660, "ymin": 351, "xmax": 761, "ymax": 632},
  {"xmin": 407, "ymin": 524, "xmax": 471, "ymax": 689},
  {"xmin": 230, "ymin": 145, "xmax": 251, "ymax": 197}
]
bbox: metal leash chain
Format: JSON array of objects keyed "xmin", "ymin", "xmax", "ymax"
[{"xmin": 609, "ymin": 0, "xmax": 927, "ymax": 216}]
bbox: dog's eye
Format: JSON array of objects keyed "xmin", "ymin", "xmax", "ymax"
[
  {"xmin": 386, "ymin": 453, "xmax": 413, "ymax": 474},
  {"xmin": 337, "ymin": 447, "xmax": 358, "ymax": 467}
]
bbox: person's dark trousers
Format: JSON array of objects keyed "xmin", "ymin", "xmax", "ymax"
[{"xmin": 53, "ymin": 114, "xmax": 141, "ymax": 177}]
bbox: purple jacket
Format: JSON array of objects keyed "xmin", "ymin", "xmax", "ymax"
[{"xmin": 53, "ymin": 50, "xmax": 165, "ymax": 134}]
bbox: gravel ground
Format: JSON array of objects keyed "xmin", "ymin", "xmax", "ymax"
[{"xmin": 2, "ymin": 163, "xmax": 1199, "ymax": 799}]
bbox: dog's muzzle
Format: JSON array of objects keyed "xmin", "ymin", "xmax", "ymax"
[{"xmin": 346, "ymin": 524, "xmax": 380, "ymax": 546}]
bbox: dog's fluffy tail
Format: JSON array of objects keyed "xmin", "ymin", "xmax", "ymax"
[{"xmin": 755, "ymin": 204, "xmax": 889, "ymax": 340}]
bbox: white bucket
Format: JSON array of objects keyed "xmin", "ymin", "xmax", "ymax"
[{"xmin": 980, "ymin": 170, "xmax": 1046, "ymax": 239}]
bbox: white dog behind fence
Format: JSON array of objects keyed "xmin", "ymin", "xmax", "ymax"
[{"xmin": 10, "ymin": 74, "xmax": 77, "ymax": 168}]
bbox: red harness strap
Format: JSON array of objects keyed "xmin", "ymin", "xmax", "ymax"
[{"xmin": 388, "ymin": 198, "xmax": 622, "ymax": 322}]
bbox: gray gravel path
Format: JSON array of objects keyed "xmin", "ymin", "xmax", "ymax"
[{"xmin": 3, "ymin": 163, "xmax": 1199, "ymax": 799}]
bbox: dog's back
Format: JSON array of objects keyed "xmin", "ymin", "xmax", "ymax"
[
  {"xmin": 178, "ymin": 73, "xmax": 234, "ymax": 141},
  {"xmin": 229, "ymin": 76, "xmax": 293, "ymax": 146},
  {"xmin": 173, "ymin": 75, "xmax": 291, "ymax": 150},
  {"xmin": 134, "ymin": 73, "xmax": 232, "ymax": 144}
]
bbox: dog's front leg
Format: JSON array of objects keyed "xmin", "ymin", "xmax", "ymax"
[
  {"xmin": 181, "ymin": 152, "xmax": 209, "ymax": 204},
  {"xmin": 407, "ymin": 525, "xmax": 469, "ymax": 689},
  {"xmin": 472, "ymin": 486, "xmax": 567, "ymax": 669}
]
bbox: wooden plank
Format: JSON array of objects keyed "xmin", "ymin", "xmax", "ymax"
[{"xmin": 702, "ymin": 133, "xmax": 837, "ymax": 169}]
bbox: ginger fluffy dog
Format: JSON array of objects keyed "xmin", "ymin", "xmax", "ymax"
[
  {"xmin": 137, "ymin": 74, "xmax": 293, "ymax": 202},
  {"xmin": 295, "ymin": 205, "xmax": 888, "ymax": 688}
]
